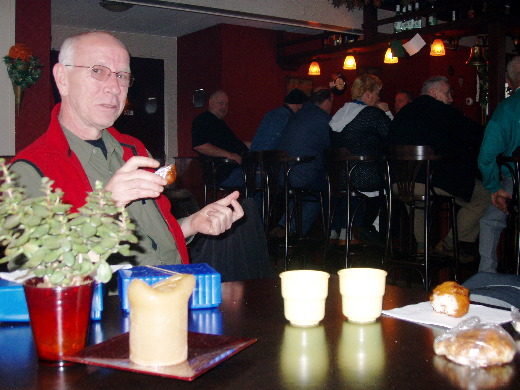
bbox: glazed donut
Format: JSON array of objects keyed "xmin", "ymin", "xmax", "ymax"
[
  {"xmin": 155, "ymin": 164, "xmax": 176, "ymax": 185},
  {"xmin": 430, "ymin": 281, "xmax": 470, "ymax": 318}
]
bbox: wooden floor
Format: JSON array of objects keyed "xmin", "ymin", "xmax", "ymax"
[{"xmin": 267, "ymin": 235, "xmax": 481, "ymax": 291}]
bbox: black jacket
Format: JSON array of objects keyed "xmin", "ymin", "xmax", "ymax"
[{"xmin": 389, "ymin": 95, "xmax": 484, "ymax": 202}]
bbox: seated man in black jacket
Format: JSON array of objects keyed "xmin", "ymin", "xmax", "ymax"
[{"xmin": 389, "ymin": 76, "xmax": 489, "ymax": 262}]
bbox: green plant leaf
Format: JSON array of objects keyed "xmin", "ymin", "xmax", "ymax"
[
  {"xmin": 2, "ymin": 214, "xmax": 21, "ymax": 229},
  {"xmin": 96, "ymin": 261, "xmax": 112, "ymax": 283}
]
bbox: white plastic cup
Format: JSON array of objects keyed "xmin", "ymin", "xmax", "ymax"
[
  {"xmin": 280, "ymin": 270, "xmax": 330, "ymax": 327},
  {"xmin": 338, "ymin": 268, "xmax": 387, "ymax": 323}
]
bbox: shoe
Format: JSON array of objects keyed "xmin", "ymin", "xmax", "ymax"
[{"xmin": 434, "ymin": 241, "xmax": 475, "ymax": 263}]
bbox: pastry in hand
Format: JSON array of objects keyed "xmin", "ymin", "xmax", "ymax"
[
  {"xmin": 430, "ymin": 281, "xmax": 470, "ymax": 318},
  {"xmin": 155, "ymin": 164, "xmax": 176, "ymax": 185}
]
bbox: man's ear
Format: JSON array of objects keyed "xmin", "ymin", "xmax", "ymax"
[{"xmin": 53, "ymin": 63, "xmax": 69, "ymax": 96}]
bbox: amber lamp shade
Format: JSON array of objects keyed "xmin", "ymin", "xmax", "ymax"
[
  {"xmin": 343, "ymin": 56, "xmax": 356, "ymax": 70},
  {"xmin": 430, "ymin": 39, "xmax": 446, "ymax": 56},
  {"xmin": 308, "ymin": 61, "xmax": 321, "ymax": 76},
  {"xmin": 384, "ymin": 48, "xmax": 398, "ymax": 64}
]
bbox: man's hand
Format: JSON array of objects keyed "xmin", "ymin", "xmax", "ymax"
[
  {"xmin": 375, "ymin": 101, "xmax": 390, "ymax": 112},
  {"xmin": 491, "ymin": 188, "xmax": 511, "ymax": 214},
  {"xmin": 105, "ymin": 156, "xmax": 167, "ymax": 207},
  {"xmin": 181, "ymin": 191, "xmax": 244, "ymax": 238},
  {"xmin": 226, "ymin": 152, "xmax": 242, "ymax": 164}
]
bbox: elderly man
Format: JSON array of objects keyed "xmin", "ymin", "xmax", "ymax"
[
  {"xmin": 10, "ymin": 31, "xmax": 271, "ymax": 281},
  {"xmin": 390, "ymin": 76, "xmax": 488, "ymax": 261},
  {"xmin": 192, "ymin": 90, "xmax": 249, "ymax": 186},
  {"xmin": 478, "ymin": 56, "xmax": 520, "ymax": 273}
]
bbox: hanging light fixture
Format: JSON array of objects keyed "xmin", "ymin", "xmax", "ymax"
[
  {"xmin": 430, "ymin": 39, "xmax": 446, "ymax": 56},
  {"xmin": 308, "ymin": 59, "xmax": 321, "ymax": 76},
  {"xmin": 343, "ymin": 55, "xmax": 356, "ymax": 70},
  {"xmin": 384, "ymin": 47, "xmax": 398, "ymax": 64}
]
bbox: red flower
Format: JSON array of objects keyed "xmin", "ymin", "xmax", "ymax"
[{"xmin": 8, "ymin": 43, "xmax": 32, "ymax": 62}]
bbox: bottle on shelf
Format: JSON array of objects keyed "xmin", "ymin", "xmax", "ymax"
[
  {"xmin": 401, "ymin": 5, "xmax": 408, "ymax": 31},
  {"xmin": 394, "ymin": 4, "xmax": 403, "ymax": 33},
  {"xmin": 413, "ymin": 2, "xmax": 422, "ymax": 29},
  {"xmin": 406, "ymin": 3, "xmax": 413, "ymax": 30},
  {"xmin": 427, "ymin": 1, "xmax": 438, "ymax": 26}
]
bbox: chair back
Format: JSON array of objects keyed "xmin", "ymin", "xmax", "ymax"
[
  {"xmin": 386, "ymin": 145, "xmax": 437, "ymax": 203},
  {"xmin": 199, "ymin": 157, "xmax": 241, "ymax": 204},
  {"xmin": 262, "ymin": 150, "xmax": 289, "ymax": 195},
  {"xmin": 324, "ymin": 147, "xmax": 384, "ymax": 197},
  {"xmin": 241, "ymin": 150, "xmax": 264, "ymax": 197}
]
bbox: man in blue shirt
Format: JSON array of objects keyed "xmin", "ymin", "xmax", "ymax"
[
  {"xmin": 250, "ymin": 88, "xmax": 308, "ymax": 151},
  {"xmin": 478, "ymin": 56, "xmax": 520, "ymax": 272},
  {"xmin": 272, "ymin": 87, "xmax": 333, "ymax": 237}
]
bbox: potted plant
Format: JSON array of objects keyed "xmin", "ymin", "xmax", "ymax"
[{"xmin": 0, "ymin": 158, "xmax": 137, "ymax": 364}]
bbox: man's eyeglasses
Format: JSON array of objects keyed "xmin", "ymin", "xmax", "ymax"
[{"xmin": 64, "ymin": 64, "xmax": 134, "ymax": 88}]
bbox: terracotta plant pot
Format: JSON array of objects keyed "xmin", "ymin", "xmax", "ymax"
[{"xmin": 23, "ymin": 277, "xmax": 94, "ymax": 365}]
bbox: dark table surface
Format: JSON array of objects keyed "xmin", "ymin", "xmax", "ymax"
[{"xmin": 1, "ymin": 276, "xmax": 519, "ymax": 389}]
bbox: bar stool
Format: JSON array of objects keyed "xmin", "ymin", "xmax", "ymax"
[
  {"xmin": 323, "ymin": 148, "xmax": 391, "ymax": 268},
  {"xmin": 496, "ymin": 147, "xmax": 520, "ymax": 275},
  {"xmin": 386, "ymin": 145, "xmax": 459, "ymax": 290},
  {"xmin": 263, "ymin": 151, "xmax": 325, "ymax": 270}
]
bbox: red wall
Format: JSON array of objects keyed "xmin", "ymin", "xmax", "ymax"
[
  {"xmin": 177, "ymin": 24, "xmax": 289, "ymax": 158},
  {"xmin": 177, "ymin": 25, "xmax": 482, "ymax": 158},
  {"xmin": 177, "ymin": 25, "xmax": 223, "ymax": 158},
  {"xmin": 285, "ymin": 43, "xmax": 481, "ymax": 123},
  {"xmin": 14, "ymin": 0, "xmax": 53, "ymax": 153}
]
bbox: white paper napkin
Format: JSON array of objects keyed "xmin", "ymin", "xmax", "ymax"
[
  {"xmin": 403, "ymin": 33, "xmax": 426, "ymax": 56},
  {"xmin": 382, "ymin": 301, "xmax": 512, "ymax": 328}
]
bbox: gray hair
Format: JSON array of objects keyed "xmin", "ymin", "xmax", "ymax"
[
  {"xmin": 421, "ymin": 76, "xmax": 449, "ymax": 95},
  {"xmin": 506, "ymin": 56, "xmax": 520, "ymax": 89},
  {"xmin": 58, "ymin": 31, "xmax": 128, "ymax": 65}
]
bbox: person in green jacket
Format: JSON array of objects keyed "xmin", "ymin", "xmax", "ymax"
[{"xmin": 478, "ymin": 56, "xmax": 520, "ymax": 272}]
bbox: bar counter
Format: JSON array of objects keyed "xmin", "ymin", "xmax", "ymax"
[{"xmin": 1, "ymin": 276, "xmax": 519, "ymax": 389}]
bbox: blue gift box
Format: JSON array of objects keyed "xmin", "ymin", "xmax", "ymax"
[
  {"xmin": 0, "ymin": 279, "xmax": 105, "ymax": 322},
  {"xmin": 118, "ymin": 263, "xmax": 222, "ymax": 313}
]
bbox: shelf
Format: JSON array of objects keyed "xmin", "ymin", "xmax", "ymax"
[{"xmin": 276, "ymin": 14, "xmax": 520, "ymax": 70}]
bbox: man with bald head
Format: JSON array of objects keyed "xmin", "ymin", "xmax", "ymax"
[
  {"xmin": 9, "ymin": 31, "xmax": 271, "ymax": 281},
  {"xmin": 390, "ymin": 76, "xmax": 488, "ymax": 261},
  {"xmin": 192, "ymin": 90, "xmax": 249, "ymax": 186}
]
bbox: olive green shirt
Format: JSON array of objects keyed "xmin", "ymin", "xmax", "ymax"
[{"xmin": 10, "ymin": 127, "xmax": 183, "ymax": 266}]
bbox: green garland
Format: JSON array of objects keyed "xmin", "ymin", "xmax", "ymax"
[{"xmin": 3, "ymin": 56, "xmax": 43, "ymax": 90}]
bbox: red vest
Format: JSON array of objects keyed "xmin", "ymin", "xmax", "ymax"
[{"xmin": 11, "ymin": 104, "xmax": 190, "ymax": 264}]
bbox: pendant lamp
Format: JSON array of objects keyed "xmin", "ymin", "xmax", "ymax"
[
  {"xmin": 343, "ymin": 55, "xmax": 356, "ymax": 70},
  {"xmin": 308, "ymin": 60, "xmax": 321, "ymax": 76},
  {"xmin": 384, "ymin": 47, "xmax": 398, "ymax": 64},
  {"xmin": 430, "ymin": 39, "xmax": 446, "ymax": 56}
]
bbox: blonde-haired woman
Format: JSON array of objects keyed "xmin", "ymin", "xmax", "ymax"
[{"xmin": 328, "ymin": 74, "xmax": 392, "ymax": 245}]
